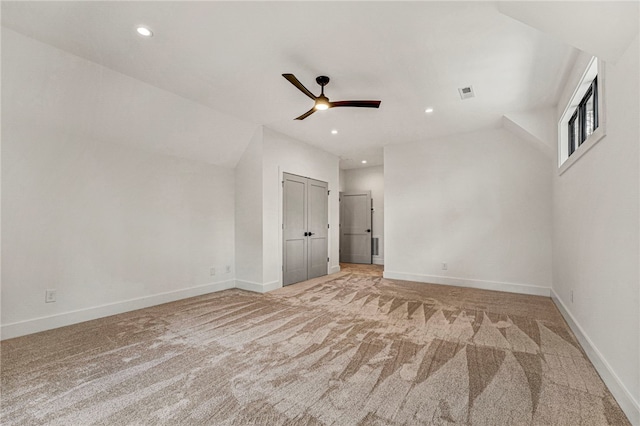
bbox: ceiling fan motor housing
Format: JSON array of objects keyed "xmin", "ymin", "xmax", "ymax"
[{"xmin": 316, "ymin": 76, "xmax": 330, "ymax": 87}]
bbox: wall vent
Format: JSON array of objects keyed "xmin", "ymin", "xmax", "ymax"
[
  {"xmin": 372, "ymin": 237, "xmax": 379, "ymax": 256},
  {"xmin": 458, "ymin": 85, "xmax": 475, "ymax": 100}
]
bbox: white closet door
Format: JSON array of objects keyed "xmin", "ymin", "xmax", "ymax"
[
  {"xmin": 283, "ymin": 173, "xmax": 328, "ymax": 286},
  {"xmin": 283, "ymin": 174, "xmax": 308, "ymax": 286},
  {"xmin": 307, "ymin": 178, "xmax": 328, "ymax": 280}
]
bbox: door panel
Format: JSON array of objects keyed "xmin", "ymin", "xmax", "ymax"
[
  {"xmin": 340, "ymin": 191, "xmax": 372, "ymax": 264},
  {"xmin": 283, "ymin": 174, "xmax": 308, "ymax": 286},
  {"xmin": 283, "ymin": 173, "xmax": 328, "ymax": 286},
  {"xmin": 341, "ymin": 234, "xmax": 370, "ymax": 261},
  {"xmin": 307, "ymin": 178, "xmax": 328, "ymax": 280},
  {"xmin": 284, "ymin": 239, "xmax": 307, "ymax": 285},
  {"xmin": 287, "ymin": 180, "xmax": 306, "ymax": 230},
  {"xmin": 309, "ymin": 237, "xmax": 328, "ymax": 278}
]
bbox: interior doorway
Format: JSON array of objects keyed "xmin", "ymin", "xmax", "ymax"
[
  {"xmin": 339, "ymin": 191, "xmax": 372, "ymax": 264},
  {"xmin": 282, "ymin": 172, "xmax": 329, "ymax": 286}
]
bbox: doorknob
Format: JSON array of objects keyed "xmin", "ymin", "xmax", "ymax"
[
  {"xmin": 366, "ymin": 229, "xmax": 371, "ymax": 233},
  {"xmin": 309, "ymin": 232, "xmax": 315, "ymax": 236},
  {"xmin": 304, "ymin": 232, "xmax": 309, "ymax": 236}
]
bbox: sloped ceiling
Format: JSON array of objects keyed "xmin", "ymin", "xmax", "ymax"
[
  {"xmin": 498, "ymin": 1, "xmax": 639, "ymax": 64},
  {"xmin": 2, "ymin": 2, "xmax": 579, "ymax": 169}
]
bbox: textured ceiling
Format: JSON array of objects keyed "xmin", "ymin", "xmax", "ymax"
[{"xmin": 2, "ymin": 1, "xmax": 577, "ymax": 169}]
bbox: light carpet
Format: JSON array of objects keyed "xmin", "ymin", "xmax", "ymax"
[{"xmin": 1, "ymin": 269, "xmax": 630, "ymax": 425}]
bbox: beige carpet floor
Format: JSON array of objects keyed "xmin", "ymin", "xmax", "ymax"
[{"xmin": 1, "ymin": 266, "xmax": 630, "ymax": 425}]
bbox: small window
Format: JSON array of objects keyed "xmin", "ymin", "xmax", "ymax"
[
  {"xmin": 558, "ymin": 56, "xmax": 605, "ymax": 172},
  {"xmin": 567, "ymin": 77, "xmax": 598, "ymax": 157}
]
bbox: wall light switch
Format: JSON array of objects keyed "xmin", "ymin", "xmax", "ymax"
[{"xmin": 45, "ymin": 289, "xmax": 56, "ymax": 303}]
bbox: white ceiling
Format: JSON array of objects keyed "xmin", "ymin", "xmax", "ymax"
[
  {"xmin": 2, "ymin": 1, "xmax": 577, "ymax": 169},
  {"xmin": 499, "ymin": 1, "xmax": 639, "ymax": 64}
]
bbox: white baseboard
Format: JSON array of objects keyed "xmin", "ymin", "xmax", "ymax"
[
  {"xmin": 235, "ymin": 280, "xmax": 264, "ymax": 293},
  {"xmin": 329, "ymin": 265, "xmax": 341, "ymax": 274},
  {"xmin": 372, "ymin": 257, "xmax": 384, "ymax": 265},
  {"xmin": 551, "ymin": 289, "xmax": 639, "ymax": 425},
  {"xmin": 0, "ymin": 280, "xmax": 235, "ymax": 340},
  {"xmin": 382, "ymin": 271, "xmax": 550, "ymax": 297},
  {"xmin": 263, "ymin": 280, "xmax": 282, "ymax": 293},
  {"xmin": 235, "ymin": 280, "xmax": 281, "ymax": 293}
]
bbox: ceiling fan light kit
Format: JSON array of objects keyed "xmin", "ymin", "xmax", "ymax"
[
  {"xmin": 282, "ymin": 73, "xmax": 381, "ymax": 120},
  {"xmin": 314, "ymin": 96, "xmax": 330, "ymax": 110}
]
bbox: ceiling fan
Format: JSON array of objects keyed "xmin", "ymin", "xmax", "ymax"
[{"xmin": 282, "ymin": 74, "xmax": 381, "ymax": 120}]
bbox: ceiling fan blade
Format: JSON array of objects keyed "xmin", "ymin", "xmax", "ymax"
[
  {"xmin": 294, "ymin": 108, "xmax": 316, "ymax": 120},
  {"xmin": 282, "ymin": 74, "xmax": 317, "ymax": 101},
  {"xmin": 330, "ymin": 100, "xmax": 381, "ymax": 108}
]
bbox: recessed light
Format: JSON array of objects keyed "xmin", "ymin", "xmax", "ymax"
[
  {"xmin": 361, "ymin": 160, "xmax": 367, "ymax": 164},
  {"xmin": 425, "ymin": 108, "xmax": 434, "ymax": 113},
  {"xmin": 331, "ymin": 130, "xmax": 338, "ymax": 135},
  {"xmin": 136, "ymin": 26, "xmax": 153, "ymax": 37}
]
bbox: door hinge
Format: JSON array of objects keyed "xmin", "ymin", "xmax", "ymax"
[
  {"xmin": 327, "ymin": 257, "xmax": 329, "ymax": 263},
  {"xmin": 282, "ymin": 181, "xmax": 284, "ymax": 187},
  {"xmin": 328, "ymin": 224, "xmax": 330, "ymax": 228},
  {"xmin": 328, "ymin": 190, "xmax": 330, "ymax": 195}
]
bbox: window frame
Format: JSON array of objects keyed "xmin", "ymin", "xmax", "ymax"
[
  {"xmin": 568, "ymin": 109, "xmax": 578, "ymax": 156},
  {"xmin": 578, "ymin": 78, "xmax": 598, "ymax": 146},
  {"xmin": 558, "ymin": 57, "xmax": 606, "ymax": 175}
]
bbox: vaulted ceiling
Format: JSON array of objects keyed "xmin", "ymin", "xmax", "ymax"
[{"xmin": 3, "ymin": 1, "xmax": 621, "ymax": 169}]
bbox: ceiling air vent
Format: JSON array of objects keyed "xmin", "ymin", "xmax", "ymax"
[{"xmin": 458, "ymin": 85, "xmax": 475, "ymax": 100}]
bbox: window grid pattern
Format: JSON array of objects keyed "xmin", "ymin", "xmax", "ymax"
[{"xmin": 568, "ymin": 77, "xmax": 598, "ymax": 157}]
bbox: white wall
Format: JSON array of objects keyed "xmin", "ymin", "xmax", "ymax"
[
  {"xmin": 2, "ymin": 126, "xmax": 236, "ymax": 338},
  {"xmin": 2, "ymin": 27, "xmax": 239, "ymax": 339},
  {"xmin": 502, "ymin": 107, "xmax": 558, "ymax": 157},
  {"xmin": 263, "ymin": 128, "xmax": 341, "ymax": 286},
  {"xmin": 235, "ymin": 128, "xmax": 264, "ymax": 286},
  {"xmin": 384, "ymin": 127, "xmax": 553, "ymax": 295},
  {"xmin": 552, "ymin": 37, "xmax": 639, "ymax": 422},
  {"xmin": 342, "ymin": 166, "xmax": 385, "ymax": 265}
]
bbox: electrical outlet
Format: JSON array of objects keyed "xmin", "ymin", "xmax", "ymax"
[
  {"xmin": 210, "ymin": 267, "xmax": 216, "ymax": 276},
  {"xmin": 45, "ymin": 289, "xmax": 56, "ymax": 303},
  {"xmin": 225, "ymin": 265, "xmax": 231, "ymax": 273},
  {"xmin": 442, "ymin": 262, "xmax": 447, "ymax": 271}
]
